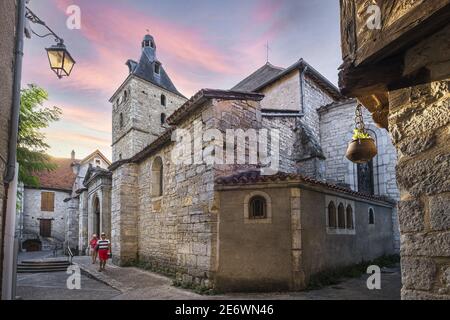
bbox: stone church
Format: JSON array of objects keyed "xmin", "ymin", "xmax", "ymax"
[{"xmin": 71, "ymin": 33, "xmax": 400, "ymax": 292}]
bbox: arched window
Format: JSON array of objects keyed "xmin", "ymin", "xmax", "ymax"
[
  {"xmin": 160, "ymin": 113, "xmax": 166, "ymax": 125},
  {"xmin": 346, "ymin": 205, "xmax": 354, "ymax": 229},
  {"xmin": 369, "ymin": 208, "xmax": 375, "ymax": 225},
  {"xmin": 338, "ymin": 203, "xmax": 346, "ymax": 229},
  {"xmin": 151, "ymin": 157, "xmax": 163, "ymax": 197},
  {"xmin": 161, "ymin": 94, "xmax": 166, "ymax": 106},
  {"xmin": 249, "ymin": 196, "xmax": 267, "ymax": 219},
  {"xmin": 328, "ymin": 201, "xmax": 336, "ymax": 228},
  {"xmin": 124, "ymin": 90, "xmax": 128, "ymax": 101},
  {"xmin": 119, "ymin": 113, "xmax": 124, "ymax": 128}
]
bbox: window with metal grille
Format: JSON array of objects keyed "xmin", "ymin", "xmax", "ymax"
[
  {"xmin": 369, "ymin": 208, "xmax": 375, "ymax": 225},
  {"xmin": 346, "ymin": 205, "xmax": 354, "ymax": 229},
  {"xmin": 249, "ymin": 196, "xmax": 267, "ymax": 219},
  {"xmin": 328, "ymin": 201, "xmax": 337, "ymax": 228},
  {"xmin": 338, "ymin": 203, "xmax": 346, "ymax": 229}
]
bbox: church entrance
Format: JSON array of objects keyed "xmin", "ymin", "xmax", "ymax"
[
  {"xmin": 93, "ymin": 197, "xmax": 100, "ymax": 236},
  {"xmin": 357, "ymin": 160, "xmax": 374, "ymax": 195}
]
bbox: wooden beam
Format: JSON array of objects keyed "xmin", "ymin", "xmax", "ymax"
[{"xmin": 353, "ymin": 0, "xmax": 450, "ymax": 67}]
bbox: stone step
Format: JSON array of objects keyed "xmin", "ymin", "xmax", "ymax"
[{"xmin": 17, "ymin": 260, "xmax": 71, "ymax": 273}]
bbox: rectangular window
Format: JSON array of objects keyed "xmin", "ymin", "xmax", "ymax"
[
  {"xmin": 41, "ymin": 192, "xmax": 55, "ymax": 212},
  {"xmin": 154, "ymin": 63, "xmax": 160, "ymax": 75}
]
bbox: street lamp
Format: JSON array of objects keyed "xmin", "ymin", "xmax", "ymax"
[
  {"xmin": 25, "ymin": 5, "xmax": 76, "ymax": 79},
  {"xmin": 46, "ymin": 41, "xmax": 76, "ymax": 79}
]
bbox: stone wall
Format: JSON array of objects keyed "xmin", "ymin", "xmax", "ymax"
[
  {"xmin": 0, "ymin": 0, "xmax": 16, "ymax": 295},
  {"xmin": 112, "ymin": 96, "xmax": 264, "ymax": 288},
  {"xmin": 260, "ymin": 69, "xmax": 301, "ymax": 111},
  {"xmin": 319, "ymin": 100, "xmax": 400, "ymax": 250},
  {"xmin": 388, "ymin": 79, "xmax": 450, "ymax": 300},
  {"xmin": 112, "ymin": 76, "xmax": 187, "ymax": 162},
  {"xmin": 65, "ymin": 197, "xmax": 79, "ymax": 251},
  {"xmin": 22, "ymin": 188, "xmax": 70, "ymax": 242},
  {"xmin": 301, "ymin": 76, "xmax": 335, "ymax": 141},
  {"xmin": 111, "ymin": 163, "xmax": 139, "ymax": 265},
  {"xmin": 261, "ymin": 116, "xmax": 298, "ymax": 174},
  {"xmin": 78, "ymin": 191, "xmax": 89, "ymax": 254},
  {"xmin": 301, "ymin": 188, "xmax": 395, "ymax": 282}
]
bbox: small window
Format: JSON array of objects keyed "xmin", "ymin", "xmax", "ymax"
[
  {"xmin": 249, "ymin": 196, "xmax": 267, "ymax": 219},
  {"xmin": 160, "ymin": 113, "xmax": 166, "ymax": 125},
  {"xmin": 151, "ymin": 157, "xmax": 163, "ymax": 197},
  {"xmin": 95, "ymin": 159, "xmax": 101, "ymax": 166},
  {"xmin": 124, "ymin": 90, "xmax": 128, "ymax": 101},
  {"xmin": 369, "ymin": 208, "xmax": 375, "ymax": 225},
  {"xmin": 346, "ymin": 205, "xmax": 354, "ymax": 229},
  {"xmin": 119, "ymin": 113, "xmax": 124, "ymax": 128},
  {"xmin": 119, "ymin": 153, "xmax": 122, "ymax": 160},
  {"xmin": 338, "ymin": 203, "xmax": 345, "ymax": 229},
  {"xmin": 161, "ymin": 94, "xmax": 166, "ymax": 106},
  {"xmin": 328, "ymin": 201, "xmax": 336, "ymax": 228},
  {"xmin": 154, "ymin": 63, "xmax": 161, "ymax": 75},
  {"xmin": 41, "ymin": 192, "xmax": 55, "ymax": 212}
]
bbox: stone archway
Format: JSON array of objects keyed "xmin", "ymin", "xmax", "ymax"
[{"xmin": 93, "ymin": 195, "xmax": 101, "ymax": 236}]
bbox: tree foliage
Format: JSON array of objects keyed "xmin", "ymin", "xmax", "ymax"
[{"xmin": 18, "ymin": 85, "xmax": 62, "ymax": 187}]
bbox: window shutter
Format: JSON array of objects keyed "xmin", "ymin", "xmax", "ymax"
[
  {"xmin": 41, "ymin": 192, "xmax": 55, "ymax": 212},
  {"xmin": 49, "ymin": 192, "xmax": 55, "ymax": 212},
  {"xmin": 41, "ymin": 193, "xmax": 46, "ymax": 211}
]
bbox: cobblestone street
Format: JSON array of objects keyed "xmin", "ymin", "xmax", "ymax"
[{"xmin": 16, "ymin": 255, "xmax": 401, "ymax": 300}]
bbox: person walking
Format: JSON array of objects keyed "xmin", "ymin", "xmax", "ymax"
[
  {"xmin": 97, "ymin": 232, "xmax": 111, "ymax": 272},
  {"xmin": 89, "ymin": 234, "xmax": 98, "ymax": 264}
]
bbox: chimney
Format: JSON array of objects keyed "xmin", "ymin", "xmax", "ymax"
[{"xmin": 71, "ymin": 150, "xmax": 75, "ymax": 161}]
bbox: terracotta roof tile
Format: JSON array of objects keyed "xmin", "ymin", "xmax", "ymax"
[
  {"xmin": 28, "ymin": 157, "xmax": 76, "ymax": 191},
  {"xmin": 215, "ymin": 170, "xmax": 395, "ymax": 204}
]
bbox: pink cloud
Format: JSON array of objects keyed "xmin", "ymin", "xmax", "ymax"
[
  {"xmin": 49, "ymin": 0, "xmax": 241, "ymax": 97},
  {"xmin": 252, "ymin": 0, "xmax": 284, "ymax": 22}
]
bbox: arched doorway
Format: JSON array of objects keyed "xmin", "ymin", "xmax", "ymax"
[{"xmin": 93, "ymin": 196, "xmax": 100, "ymax": 236}]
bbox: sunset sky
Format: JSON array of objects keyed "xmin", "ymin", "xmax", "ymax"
[{"xmin": 22, "ymin": 0, "xmax": 341, "ymax": 161}]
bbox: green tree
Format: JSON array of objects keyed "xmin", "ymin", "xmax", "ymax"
[{"xmin": 18, "ymin": 85, "xmax": 62, "ymax": 187}]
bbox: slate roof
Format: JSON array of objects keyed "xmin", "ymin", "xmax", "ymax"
[
  {"xmin": 82, "ymin": 165, "xmax": 112, "ymax": 186},
  {"xmin": 231, "ymin": 62, "xmax": 284, "ymax": 92},
  {"xmin": 27, "ymin": 157, "xmax": 77, "ymax": 192},
  {"xmin": 215, "ymin": 170, "xmax": 395, "ymax": 204},
  {"xmin": 232, "ymin": 59, "xmax": 342, "ymax": 100},
  {"xmin": 126, "ymin": 34, "xmax": 183, "ymax": 97}
]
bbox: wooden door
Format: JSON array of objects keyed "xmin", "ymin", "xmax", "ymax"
[{"xmin": 40, "ymin": 219, "xmax": 52, "ymax": 237}]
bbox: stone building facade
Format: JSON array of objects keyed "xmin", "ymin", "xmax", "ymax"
[
  {"xmin": 338, "ymin": 0, "xmax": 450, "ymax": 299},
  {"xmin": 19, "ymin": 150, "xmax": 110, "ymax": 253},
  {"xmin": 102, "ymin": 33, "xmax": 399, "ymax": 291},
  {"xmin": 319, "ymin": 99, "xmax": 400, "ymax": 249}
]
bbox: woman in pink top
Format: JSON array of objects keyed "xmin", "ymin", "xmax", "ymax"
[{"xmin": 89, "ymin": 234, "xmax": 98, "ymax": 264}]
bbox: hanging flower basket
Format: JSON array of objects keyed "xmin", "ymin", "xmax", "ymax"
[
  {"xmin": 346, "ymin": 104, "xmax": 378, "ymax": 164},
  {"xmin": 346, "ymin": 137, "xmax": 378, "ymax": 164}
]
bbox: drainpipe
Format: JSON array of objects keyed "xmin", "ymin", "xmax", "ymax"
[
  {"xmin": 1, "ymin": 0, "xmax": 25, "ymax": 301},
  {"xmin": 5, "ymin": 0, "xmax": 25, "ymax": 183}
]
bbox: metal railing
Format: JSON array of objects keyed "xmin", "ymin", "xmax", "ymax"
[{"xmin": 67, "ymin": 246, "xmax": 74, "ymax": 265}]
